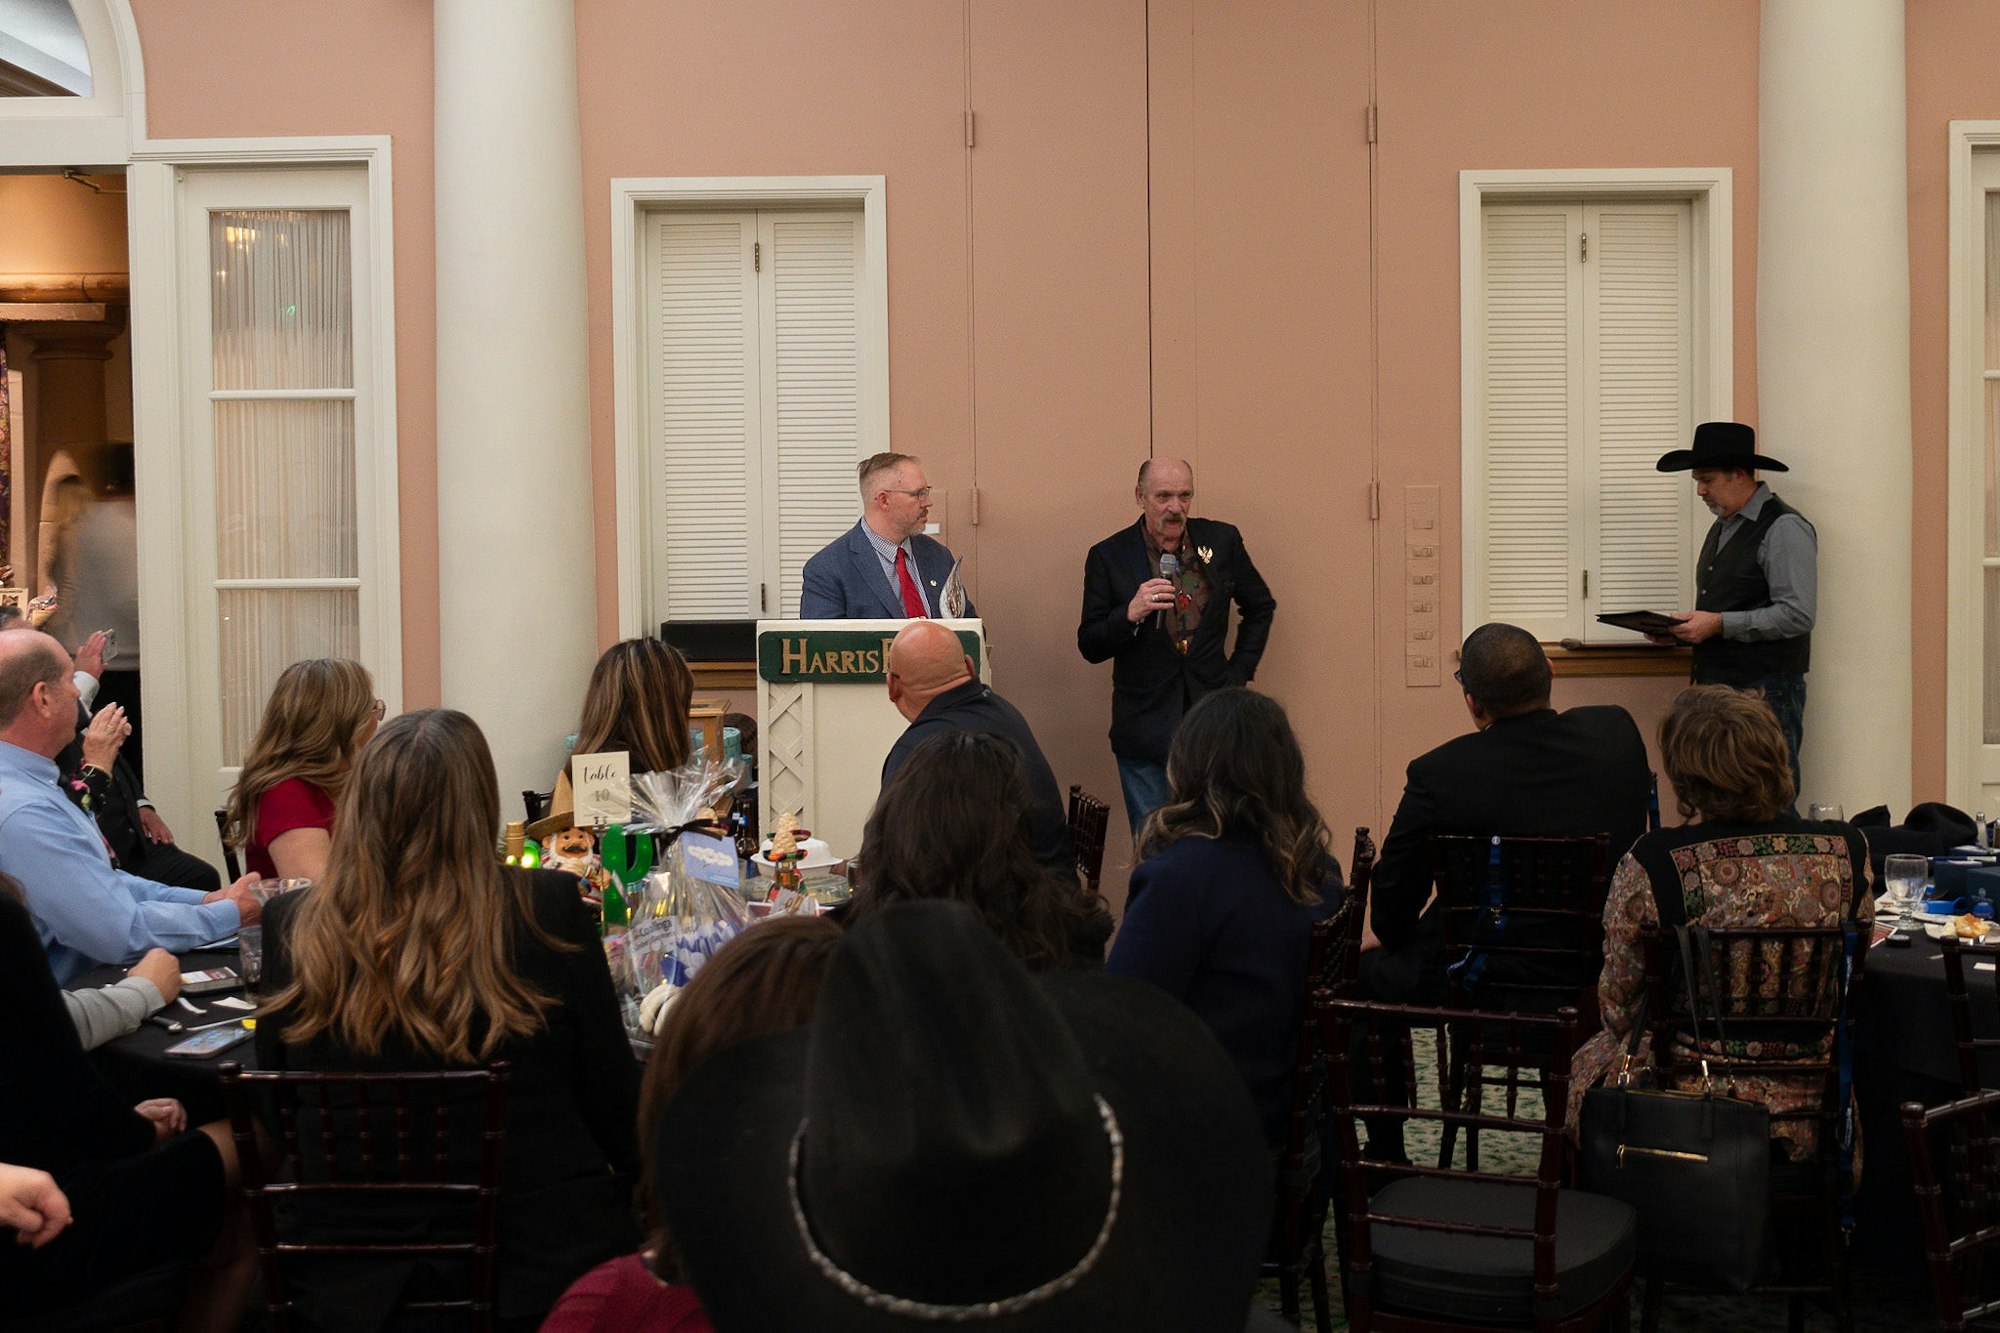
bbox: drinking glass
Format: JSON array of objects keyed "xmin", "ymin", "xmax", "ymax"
[
  {"xmin": 1883, "ymin": 854, "xmax": 1930, "ymax": 925},
  {"xmin": 238, "ymin": 925, "xmax": 265, "ymax": 989},
  {"xmin": 1808, "ymin": 803, "xmax": 1845, "ymax": 823}
]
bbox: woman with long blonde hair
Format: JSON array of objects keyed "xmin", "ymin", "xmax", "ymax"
[
  {"xmin": 551, "ymin": 638, "xmax": 695, "ymax": 819},
  {"xmin": 223, "ymin": 657, "xmax": 380, "ymax": 879},
  {"xmin": 256, "ymin": 709, "xmax": 640, "ymax": 1329}
]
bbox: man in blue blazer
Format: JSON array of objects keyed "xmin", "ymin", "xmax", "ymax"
[
  {"xmin": 1078, "ymin": 458, "xmax": 1276, "ymax": 832},
  {"xmin": 799, "ymin": 453, "xmax": 973, "ymax": 620}
]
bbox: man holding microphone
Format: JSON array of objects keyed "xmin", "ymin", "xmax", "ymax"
[{"xmin": 1078, "ymin": 459, "xmax": 1276, "ymax": 833}]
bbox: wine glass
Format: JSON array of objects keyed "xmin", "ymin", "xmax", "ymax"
[
  {"xmin": 1807, "ymin": 803, "xmax": 1844, "ymax": 823},
  {"xmin": 1883, "ymin": 854, "xmax": 1930, "ymax": 926}
]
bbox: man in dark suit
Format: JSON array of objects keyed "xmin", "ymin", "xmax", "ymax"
[
  {"xmin": 799, "ymin": 453, "xmax": 974, "ymax": 620},
  {"xmin": 1078, "ymin": 458, "xmax": 1275, "ymax": 832},
  {"xmin": 880, "ymin": 621, "xmax": 1071, "ymax": 875},
  {"xmin": 1365, "ymin": 622, "xmax": 1651, "ymax": 988},
  {"xmin": 1358, "ymin": 622, "xmax": 1650, "ymax": 1158}
]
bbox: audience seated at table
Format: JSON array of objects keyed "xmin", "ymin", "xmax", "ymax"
[
  {"xmin": 0, "ymin": 628, "xmax": 263, "ymax": 984},
  {"xmin": 653, "ymin": 899, "xmax": 1275, "ymax": 1330},
  {"xmin": 551, "ymin": 636, "xmax": 694, "ymax": 819},
  {"xmin": 255, "ymin": 708, "xmax": 640, "ymax": 1331},
  {"xmin": 0, "ymin": 606, "xmax": 221, "ymax": 893},
  {"xmin": 850, "ymin": 729, "xmax": 1113, "ymax": 970},
  {"xmin": 0, "ymin": 874, "xmax": 255, "ymax": 1330},
  {"xmin": 1566, "ymin": 684, "xmax": 1875, "ymax": 1159},
  {"xmin": 544, "ymin": 916, "xmax": 842, "ymax": 1333},
  {"xmin": 1106, "ymin": 687, "xmax": 1345, "ymax": 1149},
  {"xmin": 63, "ymin": 945, "xmax": 179, "ymax": 1050},
  {"xmin": 223, "ymin": 656, "xmax": 381, "ymax": 882}
]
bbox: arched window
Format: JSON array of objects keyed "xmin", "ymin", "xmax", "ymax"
[
  {"xmin": 0, "ymin": 0, "xmax": 138, "ymax": 164},
  {"xmin": 0, "ymin": 0, "xmax": 91, "ymax": 97}
]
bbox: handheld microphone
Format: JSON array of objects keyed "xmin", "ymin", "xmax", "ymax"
[{"xmin": 1155, "ymin": 552, "xmax": 1180, "ymax": 631}]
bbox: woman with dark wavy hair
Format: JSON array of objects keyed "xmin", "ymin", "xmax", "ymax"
[
  {"xmin": 551, "ymin": 638, "xmax": 694, "ymax": 820},
  {"xmin": 1107, "ymin": 687, "xmax": 1345, "ymax": 1147},
  {"xmin": 851, "ymin": 730, "xmax": 1111, "ymax": 971}
]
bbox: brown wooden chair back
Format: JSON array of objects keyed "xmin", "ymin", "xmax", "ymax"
[
  {"xmin": 1901, "ymin": 1087, "xmax": 2000, "ymax": 1333},
  {"xmin": 214, "ymin": 808, "xmax": 242, "ymax": 882},
  {"xmin": 1941, "ymin": 935, "xmax": 2000, "ymax": 1095},
  {"xmin": 1637, "ymin": 924, "xmax": 1864, "ymax": 1327},
  {"xmin": 1638, "ymin": 924, "xmax": 1860, "ymax": 1150},
  {"xmin": 1323, "ymin": 997, "xmax": 1632, "ymax": 1330},
  {"xmin": 1067, "ymin": 785, "xmax": 1110, "ymax": 894},
  {"xmin": 1429, "ymin": 833, "xmax": 1612, "ymax": 1016},
  {"xmin": 220, "ymin": 1061, "xmax": 511, "ymax": 1333},
  {"xmin": 1265, "ymin": 827, "xmax": 1373, "ymax": 1332}
]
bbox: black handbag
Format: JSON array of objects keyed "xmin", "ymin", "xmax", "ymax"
[{"xmin": 1578, "ymin": 925, "xmax": 1771, "ymax": 1292}]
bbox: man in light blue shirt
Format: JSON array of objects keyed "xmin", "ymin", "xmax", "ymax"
[{"xmin": 0, "ymin": 629, "xmax": 262, "ymax": 983}]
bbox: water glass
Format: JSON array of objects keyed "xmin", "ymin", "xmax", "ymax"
[
  {"xmin": 1883, "ymin": 854, "xmax": 1929, "ymax": 924},
  {"xmin": 238, "ymin": 925, "xmax": 265, "ymax": 988},
  {"xmin": 1808, "ymin": 803, "xmax": 1845, "ymax": 823}
]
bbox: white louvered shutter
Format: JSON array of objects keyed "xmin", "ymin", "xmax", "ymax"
[
  {"xmin": 647, "ymin": 212, "xmax": 761, "ymax": 620},
  {"xmin": 1474, "ymin": 199, "xmax": 1694, "ymax": 642},
  {"xmin": 1585, "ymin": 202, "xmax": 1693, "ymax": 631},
  {"xmin": 761, "ymin": 211, "xmax": 864, "ymax": 617},
  {"xmin": 1479, "ymin": 203, "xmax": 1581, "ymax": 641}
]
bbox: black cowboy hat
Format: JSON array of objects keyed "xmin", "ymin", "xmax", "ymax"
[
  {"xmin": 1654, "ymin": 421, "xmax": 1789, "ymax": 473},
  {"xmin": 654, "ymin": 900, "xmax": 1272, "ymax": 1330}
]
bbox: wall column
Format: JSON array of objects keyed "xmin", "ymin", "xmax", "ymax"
[
  {"xmin": 434, "ymin": 0, "xmax": 595, "ymax": 803},
  {"xmin": 1758, "ymin": 0, "xmax": 1912, "ymax": 812}
]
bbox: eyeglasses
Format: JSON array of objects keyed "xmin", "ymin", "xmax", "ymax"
[{"xmin": 883, "ymin": 487, "xmax": 933, "ymax": 501}]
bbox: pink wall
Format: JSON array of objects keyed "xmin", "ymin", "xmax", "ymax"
[
  {"xmin": 1371, "ymin": 0, "xmax": 1763, "ymax": 813},
  {"xmin": 1904, "ymin": 2, "xmax": 2000, "ymax": 799},
  {"xmin": 134, "ymin": 2, "xmax": 2000, "ymax": 880},
  {"xmin": 132, "ymin": 0, "xmax": 443, "ymax": 708}
]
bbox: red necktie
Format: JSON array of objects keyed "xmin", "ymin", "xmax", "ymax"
[{"xmin": 895, "ymin": 548, "xmax": 929, "ymax": 618}]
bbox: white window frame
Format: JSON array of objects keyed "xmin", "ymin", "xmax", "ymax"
[
  {"xmin": 1459, "ymin": 168, "xmax": 1733, "ymax": 642},
  {"xmin": 1946, "ymin": 123, "xmax": 2000, "ymax": 807},
  {"xmin": 610, "ymin": 175, "xmax": 888, "ymax": 638},
  {"xmin": 0, "ymin": 0, "xmax": 141, "ymax": 164},
  {"xmin": 128, "ymin": 139, "xmax": 402, "ymax": 826}
]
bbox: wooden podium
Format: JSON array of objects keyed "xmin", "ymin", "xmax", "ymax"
[{"xmin": 755, "ymin": 618, "xmax": 988, "ymax": 860}]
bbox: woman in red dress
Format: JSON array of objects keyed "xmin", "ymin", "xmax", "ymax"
[{"xmin": 222, "ymin": 658, "xmax": 381, "ymax": 880}]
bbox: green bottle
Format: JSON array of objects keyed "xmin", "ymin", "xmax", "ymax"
[{"xmin": 600, "ymin": 824, "xmax": 632, "ymax": 935}]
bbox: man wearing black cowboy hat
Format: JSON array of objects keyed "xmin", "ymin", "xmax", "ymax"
[
  {"xmin": 1652, "ymin": 421, "xmax": 1817, "ymax": 787},
  {"xmin": 655, "ymin": 899, "xmax": 1281, "ymax": 1330}
]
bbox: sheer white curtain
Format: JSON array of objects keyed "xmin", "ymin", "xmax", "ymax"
[{"xmin": 209, "ymin": 209, "xmax": 358, "ymax": 763}]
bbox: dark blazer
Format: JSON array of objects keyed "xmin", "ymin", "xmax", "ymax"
[
  {"xmin": 1076, "ymin": 517, "xmax": 1276, "ymax": 764},
  {"xmin": 881, "ymin": 678, "xmax": 1073, "ymax": 876},
  {"xmin": 1370, "ymin": 705, "xmax": 1652, "ymax": 954},
  {"xmin": 256, "ymin": 870, "xmax": 640, "ymax": 1328},
  {"xmin": 1106, "ymin": 833, "xmax": 1342, "ymax": 1147},
  {"xmin": 798, "ymin": 520, "xmax": 972, "ymax": 620},
  {"xmin": 56, "ymin": 716, "xmax": 220, "ymax": 894}
]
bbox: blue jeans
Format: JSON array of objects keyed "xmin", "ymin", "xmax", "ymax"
[
  {"xmin": 1116, "ymin": 756, "xmax": 1173, "ymax": 837},
  {"xmin": 1741, "ymin": 673, "xmax": 1807, "ymax": 800}
]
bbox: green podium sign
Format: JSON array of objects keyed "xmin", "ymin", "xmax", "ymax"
[{"xmin": 757, "ymin": 628, "xmax": 982, "ymax": 684}]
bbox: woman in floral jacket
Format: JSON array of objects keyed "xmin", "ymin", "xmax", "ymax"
[{"xmin": 1567, "ymin": 685, "xmax": 1872, "ymax": 1160}]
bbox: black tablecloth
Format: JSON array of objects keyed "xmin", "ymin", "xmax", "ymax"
[
  {"xmin": 1853, "ymin": 930, "xmax": 2000, "ymax": 1273},
  {"xmin": 68, "ymin": 947, "xmax": 261, "ymax": 1125}
]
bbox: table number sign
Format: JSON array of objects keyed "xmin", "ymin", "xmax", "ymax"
[{"xmin": 571, "ymin": 750, "xmax": 632, "ymax": 827}]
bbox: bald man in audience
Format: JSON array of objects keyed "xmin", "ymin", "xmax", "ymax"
[
  {"xmin": 0, "ymin": 629, "xmax": 263, "ymax": 983},
  {"xmin": 882, "ymin": 621, "xmax": 1073, "ymax": 875}
]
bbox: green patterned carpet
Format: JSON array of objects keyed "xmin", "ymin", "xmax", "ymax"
[{"xmin": 1255, "ymin": 1030, "xmax": 1940, "ymax": 1331}]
